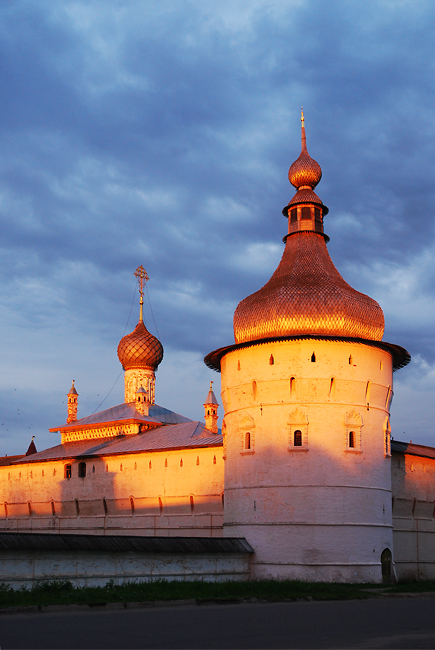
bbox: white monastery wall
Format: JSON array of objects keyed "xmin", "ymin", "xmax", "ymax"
[
  {"xmin": 0, "ymin": 447, "xmax": 224, "ymax": 537},
  {"xmin": 0, "ymin": 550, "xmax": 249, "ymax": 589},
  {"xmin": 391, "ymin": 451, "xmax": 435, "ymax": 580},
  {"xmin": 221, "ymin": 338, "xmax": 394, "ymax": 582}
]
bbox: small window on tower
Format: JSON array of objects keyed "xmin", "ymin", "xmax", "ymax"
[
  {"xmin": 64, "ymin": 464, "xmax": 72, "ymax": 480},
  {"xmin": 294, "ymin": 430, "xmax": 302, "ymax": 447},
  {"xmin": 311, "ymin": 352, "xmax": 316, "ymax": 362},
  {"xmin": 245, "ymin": 432, "xmax": 251, "ymax": 450},
  {"xmin": 290, "ymin": 208, "xmax": 298, "ymax": 223},
  {"xmin": 269, "ymin": 354, "xmax": 274, "ymax": 365},
  {"xmin": 301, "ymin": 206, "xmax": 311, "ymax": 220},
  {"xmin": 349, "ymin": 431, "xmax": 355, "ymax": 448}
]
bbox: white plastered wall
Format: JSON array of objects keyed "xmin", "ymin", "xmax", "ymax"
[
  {"xmin": 0, "ymin": 446, "xmax": 224, "ymax": 537},
  {"xmin": 221, "ymin": 338, "xmax": 394, "ymax": 582}
]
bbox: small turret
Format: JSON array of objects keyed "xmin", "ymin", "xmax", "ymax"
[
  {"xmin": 67, "ymin": 380, "xmax": 78, "ymax": 424},
  {"xmin": 135, "ymin": 385, "xmax": 149, "ymax": 416},
  {"xmin": 204, "ymin": 381, "xmax": 219, "ymax": 434},
  {"xmin": 25, "ymin": 436, "xmax": 37, "ymax": 456}
]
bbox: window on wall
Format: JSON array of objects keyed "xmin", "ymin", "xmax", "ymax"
[
  {"xmin": 64, "ymin": 464, "xmax": 72, "ymax": 479},
  {"xmin": 245, "ymin": 432, "xmax": 251, "ymax": 450},
  {"xmin": 348, "ymin": 431, "xmax": 355, "ymax": 448},
  {"xmin": 78, "ymin": 462, "xmax": 86, "ymax": 478},
  {"xmin": 293, "ymin": 430, "xmax": 302, "ymax": 447}
]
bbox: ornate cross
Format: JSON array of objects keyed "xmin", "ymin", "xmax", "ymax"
[{"xmin": 134, "ymin": 265, "xmax": 149, "ymax": 298}]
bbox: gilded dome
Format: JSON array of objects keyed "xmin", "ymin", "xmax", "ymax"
[
  {"xmin": 117, "ymin": 320, "xmax": 164, "ymax": 371},
  {"xmin": 234, "ymin": 231, "xmax": 385, "ymax": 344}
]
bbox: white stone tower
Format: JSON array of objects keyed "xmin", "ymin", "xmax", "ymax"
[
  {"xmin": 205, "ymin": 112, "xmax": 410, "ymax": 583},
  {"xmin": 117, "ymin": 266, "xmax": 164, "ymax": 404}
]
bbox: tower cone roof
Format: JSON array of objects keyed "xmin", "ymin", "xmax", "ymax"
[
  {"xmin": 233, "ymin": 111, "xmax": 385, "ymax": 344},
  {"xmin": 204, "ymin": 381, "xmax": 218, "ymax": 406}
]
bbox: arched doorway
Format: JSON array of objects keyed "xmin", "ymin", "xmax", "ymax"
[{"xmin": 381, "ymin": 548, "xmax": 393, "ymax": 584}]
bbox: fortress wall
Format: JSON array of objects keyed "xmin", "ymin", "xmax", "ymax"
[
  {"xmin": 391, "ymin": 451, "xmax": 435, "ymax": 581},
  {"xmin": 0, "ymin": 446, "xmax": 224, "ymax": 537}
]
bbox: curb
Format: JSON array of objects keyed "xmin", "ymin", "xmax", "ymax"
[{"xmin": 1, "ymin": 592, "xmax": 434, "ymax": 615}]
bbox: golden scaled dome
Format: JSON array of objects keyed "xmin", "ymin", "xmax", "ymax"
[
  {"xmin": 117, "ymin": 319, "xmax": 164, "ymax": 371},
  {"xmin": 288, "ymin": 109, "xmax": 322, "ymax": 190},
  {"xmin": 234, "ymin": 232, "xmax": 385, "ymax": 344}
]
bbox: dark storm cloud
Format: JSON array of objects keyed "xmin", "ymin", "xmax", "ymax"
[{"xmin": 0, "ymin": 0, "xmax": 435, "ymax": 452}]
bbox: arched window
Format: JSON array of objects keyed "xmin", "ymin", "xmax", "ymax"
[
  {"xmin": 27, "ymin": 502, "xmax": 32, "ymax": 517},
  {"xmin": 64, "ymin": 464, "xmax": 72, "ymax": 479},
  {"xmin": 245, "ymin": 432, "xmax": 251, "ymax": 450},
  {"xmin": 51, "ymin": 501, "xmax": 55, "ymax": 516},
  {"xmin": 294, "ymin": 430, "xmax": 302, "ymax": 447},
  {"xmin": 102, "ymin": 498, "xmax": 108, "ymax": 515},
  {"xmin": 78, "ymin": 462, "xmax": 86, "ymax": 478},
  {"xmin": 349, "ymin": 431, "xmax": 355, "ymax": 448},
  {"xmin": 130, "ymin": 497, "xmax": 135, "ymax": 514},
  {"xmin": 311, "ymin": 352, "xmax": 316, "ymax": 362},
  {"xmin": 190, "ymin": 495, "xmax": 194, "ymax": 513},
  {"xmin": 269, "ymin": 354, "xmax": 274, "ymax": 365},
  {"xmin": 290, "ymin": 377, "xmax": 295, "ymax": 396}
]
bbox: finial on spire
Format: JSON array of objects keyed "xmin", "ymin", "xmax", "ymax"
[
  {"xmin": 301, "ymin": 107, "xmax": 307, "ymax": 152},
  {"xmin": 134, "ymin": 265, "xmax": 149, "ymax": 323},
  {"xmin": 210, "ymin": 380, "xmax": 213, "ymax": 390}
]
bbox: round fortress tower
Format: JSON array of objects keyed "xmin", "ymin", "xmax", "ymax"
[{"xmin": 205, "ymin": 112, "xmax": 410, "ymax": 582}]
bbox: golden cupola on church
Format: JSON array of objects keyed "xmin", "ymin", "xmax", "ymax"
[
  {"xmin": 205, "ymin": 111, "xmax": 410, "ymax": 583},
  {"xmin": 117, "ymin": 266, "xmax": 164, "ymax": 404}
]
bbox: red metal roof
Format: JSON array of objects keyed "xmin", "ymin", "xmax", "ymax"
[{"xmin": 14, "ymin": 421, "xmax": 222, "ymax": 464}]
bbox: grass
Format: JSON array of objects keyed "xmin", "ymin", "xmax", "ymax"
[
  {"xmin": 1, "ymin": 578, "xmax": 433, "ymax": 610},
  {"xmin": 0, "ymin": 579, "xmax": 388, "ymax": 609}
]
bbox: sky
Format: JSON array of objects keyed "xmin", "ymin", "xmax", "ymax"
[{"xmin": 1, "ymin": 0, "xmax": 435, "ymax": 454}]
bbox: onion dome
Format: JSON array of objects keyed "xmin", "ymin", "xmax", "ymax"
[
  {"xmin": 117, "ymin": 299, "xmax": 164, "ymax": 371},
  {"xmin": 233, "ymin": 111, "xmax": 385, "ymax": 344},
  {"xmin": 288, "ymin": 109, "xmax": 322, "ymax": 190}
]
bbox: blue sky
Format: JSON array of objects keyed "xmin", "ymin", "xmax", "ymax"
[{"xmin": 1, "ymin": 0, "xmax": 435, "ymax": 453}]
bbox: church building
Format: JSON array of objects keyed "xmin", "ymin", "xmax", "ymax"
[{"xmin": 0, "ymin": 114, "xmax": 434, "ymax": 585}]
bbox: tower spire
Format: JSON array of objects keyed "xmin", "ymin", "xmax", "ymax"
[
  {"xmin": 301, "ymin": 107, "xmax": 307, "ymax": 152},
  {"xmin": 134, "ymin": 265, "xmax": 149, "ymax": 323}
]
